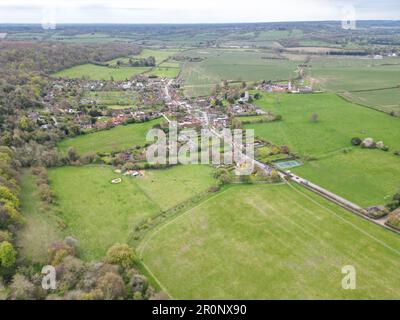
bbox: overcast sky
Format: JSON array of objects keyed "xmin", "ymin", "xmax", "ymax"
[{"xmin": 0, "ymin": 0, "xmax": 398, "ymax": 24}]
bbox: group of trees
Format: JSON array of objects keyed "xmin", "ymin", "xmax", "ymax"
[
  {"xmin": 1, "ymin": 239, "xmax": 157, "ymax": 300},
  {"xmin": 0, "ymin": 41, "xmax": 140, "ymax": 75},
  {"xmin": 0, "ymin": 147, "xmax": 21, "ymax": 283},
  {"xmin": 127, "ymin": 56, "xmax": 156, "ymax": 67},
  {"xmin": 0, "ymin": 40, "xmax": 166, "ymax": 300}
]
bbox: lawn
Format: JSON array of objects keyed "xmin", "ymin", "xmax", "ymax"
[
  {"xmin": 17, "ymin": 170, "xmax": 64, "ymax": 263},
  {"xmin": 53, "ymin": 64, "xmax": 150, "ymax": 81},
  {"xmin": 58, "ymin": 118, "xmax": 163, "ymax": 155},
  {"xmin": 49, "ymin": 165, "xmax": 216, "ymax": 260},
  {"xmin": 141, "ymin": 183, "xmax": 400, "ymax": 299}
]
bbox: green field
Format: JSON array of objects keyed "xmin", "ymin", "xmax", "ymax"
[
  {"xmin": 82, "ymin": 90, "xmax": 137, "ymax": 106},
  {"xmin": 53, "ymin": 63, "xmax": 150, "ymax": 81},
  {"xmin": 17, "ymin": 170, "xmax": 64, "ymax": 263},
  {"xmin": 141, "ymin": 183, "xmax": 400, "ymax": 299},
  {"xmin": 58, "ymin": 118, "xmax": 162, "ymax": 155},
  {"xmin": 108, "ymin": 48, "xmax": 180, "ymax": 66},
  {"xmin": 54, "ymin": 48, "xmax": 181, "ymax": 80},
  {"xmin": 149, "ymin": 67, "xmax": 180, "ymax": 78},
  {"xmin": 307, "ymin": 56, "xmax": 400, "ymax": 112},
  {"xmin": 237, "ymin": 115, "xmax": 268, "ymax": 123},
  {"xmin": 49, "ymin": 165, "xmax": 216, "ymax": 260},
  {"xmin": 245, "ymin": 93, "xmax": 400, "ymax": 206},
  {"xmin": 105, "ymin": 105, "xmax": 137, "ymax": 110},
  {"xmin": 181, "ymin": 49, "xmax": 298, "ymax": 96},
  {"xmin": 341, "ymin": 88, "xmax": 400, "ymax": 116},
  {"xmin": 293, "ymin": 150, "xmax": 400, "ymax": 207},
  {"xmin": 246, "ymin": 93, "xmax": 400, "ymax": 157}
]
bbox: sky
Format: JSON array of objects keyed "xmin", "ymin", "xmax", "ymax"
[{"xmin": 0, "ymin": 0, "xmax": 398, "ymax": 24}]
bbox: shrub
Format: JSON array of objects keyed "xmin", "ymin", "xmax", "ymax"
[
  {"xmin": 208, "ymin": 186, "xmax": 221, "ymax": 193},
  {"xmin": 105, "ymin": 244, "xmax": 136, "ymax": 269},
  {"xmin": 67, "ymin": 147, "xmax": 79, "ymax": 162},
  {"xmin": 129, "ymin": 273, "xmax": 149, "ymax": 297},
  {"xmin": 48, "ymin": 241, "xmax": 75, "ymax": 266},
  {"xmin": 38, "ymin": 184, "xmax": 55, "ymax": 204},
  {"xmin": 387, "ymin": 210, "xmax": 400, "ymax": 229},
  {"xmin": 0, "ymin": 230, "xmax": 12, "ymax": 242},
  {"xmin": 96, "ymin": 272, "xmax": 125, "ymax": 300},
  {"xmin": 218, "ymin": 173, "xmax": 232, "ymax": 185},
  {"xmin": 0, "ymin": 241, "xmax": 17, "ymax": 269},
  {"xmin": 9, "ymin": 274, "xmax": 35, "ymax": 300},
  {"xmin": 58, "ymin": 256, "xmax": 85, "ymax": 290},
  {"xmin": 0, "ymin": 185, "xmax": 20, "ymax": 208},
  {"xmin": 351, "ymin": 137, "xmax": 362, "ymax": 146},
  {"xmin": 0, "ymin": 201, "xmax": 23, "ymax": 227}
]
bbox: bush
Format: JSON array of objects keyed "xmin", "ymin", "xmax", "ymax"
[
  {"xmin": 351, "ymin": 137, "xmax": 362, "ymax": 146},
  {"xmin": 0, "ymin": 230, "xmax": 12, "ymax": 242},
  {"xmin": 0, "ymin": 185, "xmax": 20, "ymax": 208},
  {"xmin": 105, "ymin": 244, "xmax": 136, "ymax": 269},
  {"xmin": 208, "ymin": 186, "xmax": 221, "ymax": 193},
  {"xmin": 48, "ymin": 241, "xmax": 75, "ymax": 266},
  {"xmin": 0, "ymin": 201, "xmax": 23, "ymax": 227},
  {"xmin": 96, "ymin": 272, "xmax": 125, "ymax": 300},
  {"xmin": 9, "ymin": 274, "xmax": 35, "ymax": 300},
  {"xmin": 0, "ymin": 241, "xmax": 17, "ymax": 269},
  {"xmin": 38, "ymin": 184, "xmax": 55, "ymax": 204},
  {"xmin": 67, "ymin": 147, "xmax": 80, "ymax": 162},
  {"xmin": 387, "ymin": 210, "xmax": 400, "ymax": 229}
]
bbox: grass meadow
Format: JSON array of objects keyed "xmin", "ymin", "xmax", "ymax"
[
  {"xmin": 141, "ymin": 183, "xmax": 400, "ymax": 299},
  {"xmin": 307, "ymin": 55, "xmax": 400, "ymax": 113},
  {"xmin": 247, "ymin": 93, "xmax": 400, "ymax": 157},
  {"xmin": 53, "ymin": 63, "xmax": 150, "ymax": 81},
  {"xmin": 49, "ymin": 165, "xmax": 216, "ymax": 260},
  {"xmin": 293, "ymin": 149, "xmax": 400, "ymax": 207},
  {"xmin": 17, "ymin": 170, "xmax": 64, "ymax": 263},
  {"xmin": 341, "ymin": 88, "xmax": 400, "ymax": 116},
  {"xmin": 82, "ymin": 90, "xmax": 137, "ymax": 106},
  {"xmin": 181, "ymin": 49, "xmax": 298, "ymax": 96},
  {"xmin": 58, "ymin": 118, "xmax": 162, "ymax": 155},
  {"xmin": 245, "ymin": 93, "xmax": 400, "ymax": 206}
]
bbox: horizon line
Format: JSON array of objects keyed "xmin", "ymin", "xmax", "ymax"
[{"xmin": 0, "ymin": 19, "xmax": 400, "ymax": 26}]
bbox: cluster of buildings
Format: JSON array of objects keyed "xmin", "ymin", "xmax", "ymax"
[
  {"xmin": 228, "ymin": 103, "xmax": 266, "ymax": 117},
  {"xmin": 257, "ymin": 81, "xmax": 313, "ymax": 94}
]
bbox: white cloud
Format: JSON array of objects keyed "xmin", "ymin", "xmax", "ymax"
[{"xmin": 0, "ymin": 0, "xmax": 398, "ymax": 23}]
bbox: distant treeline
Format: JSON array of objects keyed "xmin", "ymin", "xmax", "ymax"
[
  {"xmin": 327, "ymin": 50, "xmax": 368, "ymax": 56},
  {"xmin": 0, "ymin": 41, "xmax": 141, "ymax": 74}
]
